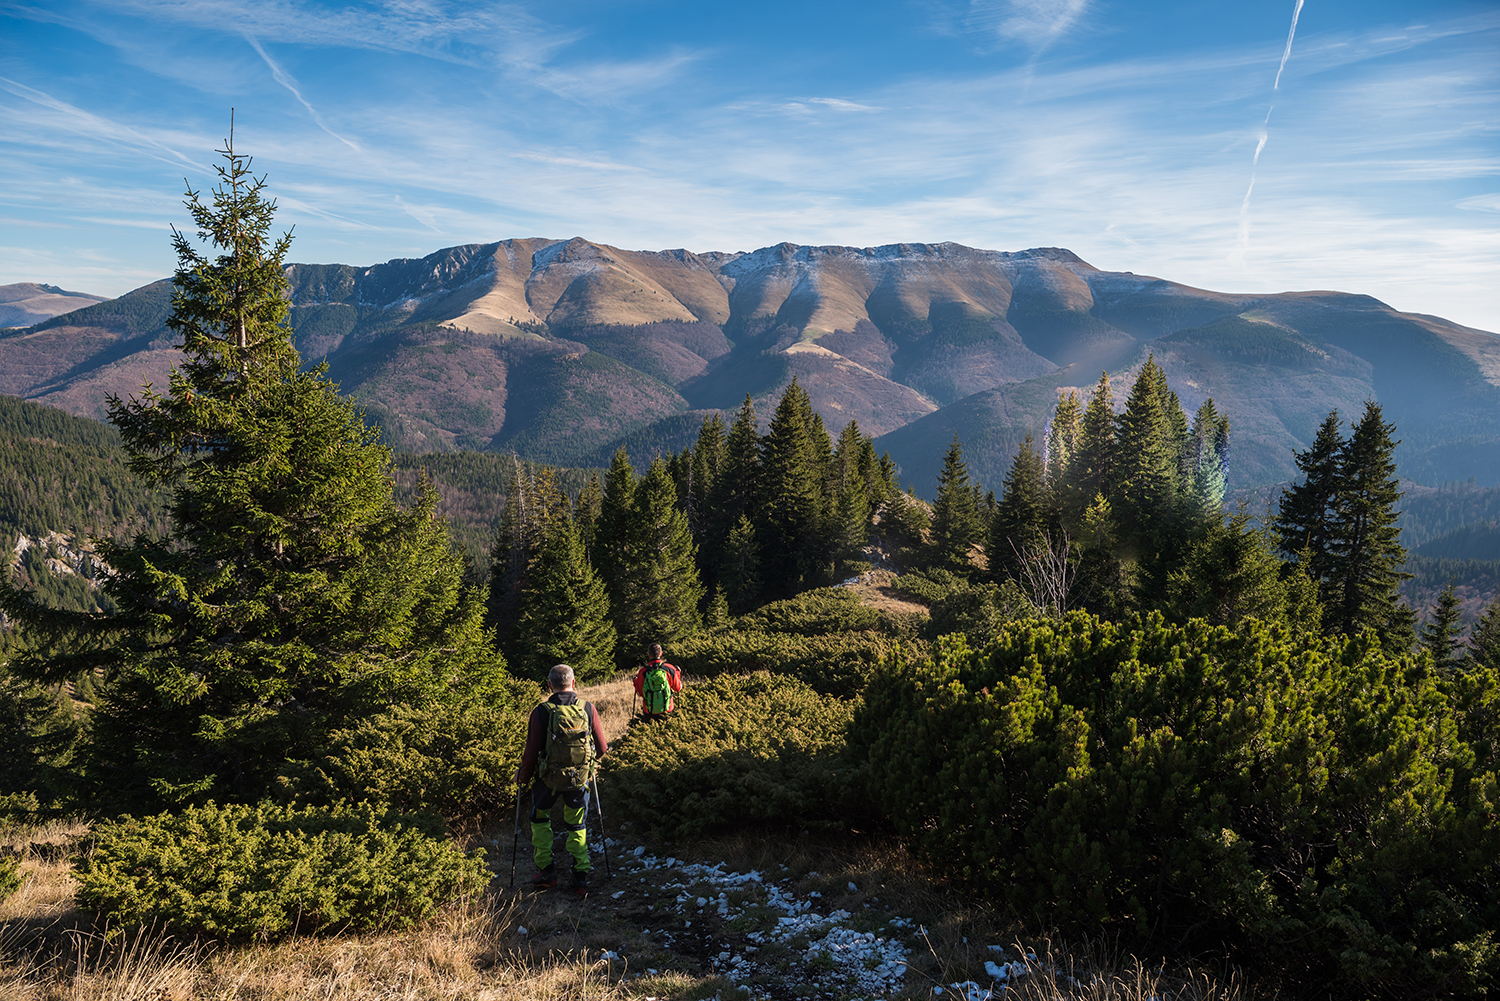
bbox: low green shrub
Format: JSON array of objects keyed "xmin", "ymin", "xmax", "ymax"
[
  {"xmin": 672, "ymin": 629, "xmax": 898, "ymax": 697},
  {"xmin": 888, "ymin": 568, "xmax": 970, "ymax": 605},
  {"xmin": 76, "ymin": 801, "xmax": 486, "ymax": 939},
  {"xmin": 854, "ymin": 613, "xmax": 1500, "ymax": 998},
  {"xmin": 0, "ymin": 856, "xmax": 20, "ymax": 903},
  {"xmin": 733, "ymin": 588, "xmax": 883, "ymax": 636},
  {"xmin": 275, "ymin": 677, "xmax": 534, "ymax": 824},
  {"xmin": 604, "ymin": 673, "xmax": 865, "ymax": 839}
]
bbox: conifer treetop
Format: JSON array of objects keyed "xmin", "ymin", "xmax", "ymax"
[{"xmin": 169, "ymin": 113, "xmax": 299, "ymax": 391}]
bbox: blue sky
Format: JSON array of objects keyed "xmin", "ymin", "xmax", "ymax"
[{"xmin": 2, "ymin": 0, "xmax": 1497, "ymax": 331}]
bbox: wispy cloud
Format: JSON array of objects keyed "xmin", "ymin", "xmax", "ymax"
[
  {"xmin": 0, "ymin": 76, "xmax": 199, "ymax": 169},
  {"xmin": 966, "ymin": 0, "xmax": 1093, "ymax": 53},
  {"xmin": 244, "ymin": 35, "xmax": 358, "ymax": 150}
]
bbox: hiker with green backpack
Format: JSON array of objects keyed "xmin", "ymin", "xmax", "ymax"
[
  {"xmin": 514, "ymin": 663, "xmax": 608, "ymax": 895},
  {"xmin": 633, "ymin": 643, "xmax": 683, "ymax": 721}
]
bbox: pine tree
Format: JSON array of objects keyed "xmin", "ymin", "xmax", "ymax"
[
  {"xmin": 486, "ymin": 458, "xmax": 568, "ymax": 650},
  {"xmin": 758, "ymin": 379, "xmax": 823, "ymax": 593},
  {"xmin": 1185, "ymin": 398, "xmax": 1230, "ymax": 523},
  {"xmin": 614, "ymin": 457, "xmax": 704, "ymax": 659},
  {"xmin": 1046, "ymin": 391, "xmax": 1082, "ymax": 512},
  {"xmin": 1328, "ymin": 401, "xmax": 1414, "ymax": 649},
  {"xmin": 1420, "ymin": 582, "xmax": 1464, "ymax": 673},
  {"xmin": 1165, "ymin": 508, "xmax": 1289, "ymax": 627},
  {"xmin": 574, "ymin": 472, "xmax": 603, "ymax": 562},
  {"xmin": 1113, "ymin": 355, "xmax": 1180, "ymax": 551},
  {"xmin": 829, "ymin": 420, "xmax": 872, "ymax": 571},
  {"xmin": 721, "ymin": 514, "xmax": 762, "ymax": 613},
  {"xmin": 929, "ymin": 435, "xmax": 984, "ymax": 574},
  {"xmin": 689, "ymin": 413, "xmax": 728, "ymax": 577},
  {"xmin": 595, "ymin": 447, "xmax": 637, "ymax": 611},
  {"xmin": 1468, "ymin": 597, "xmax": 1500, "ymax": 673},
  {"xmin": 1275, "ymin": 410, "xmax": 1345, "ymax": 597},
  {"xmin": 513, "ymin": 514, "xmax": 616, "ymax": 683},
  {"xmin": 989, "ymin": 433, "xmax": 1049, "ymax": 583},
  {"xmin": 1066, "ymin": 372, "xmax": 1117, "ymax": 525},
  {"xmin": 1, "ymin": 133, "xmax": 505, "ymax": 813}
]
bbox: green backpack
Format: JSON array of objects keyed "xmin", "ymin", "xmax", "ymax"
[
  {"xmin": 539, "ymin": 701, "xmax": 595, "ymax": 791},
  {"xmin": 642, "ymin": 663, "xmax": 672, "ymax": 714}
]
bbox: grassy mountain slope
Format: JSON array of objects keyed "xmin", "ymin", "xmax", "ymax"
[{"xmin": 7, "ymin": 239, "xmax": 1497, "ymax": 490}]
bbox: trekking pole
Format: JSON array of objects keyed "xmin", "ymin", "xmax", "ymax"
[
  {"xmin": 592, "ymin": 774, "xmax": 612, "ymax": 880},
  {"xmin": 509, "ymin": 790, "xmax": 523, "ymax": 888}
]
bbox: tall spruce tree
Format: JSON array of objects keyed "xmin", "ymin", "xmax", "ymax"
[
  {"xmin": 1186, "ymin": 398, "xmax": 1231, "ymax": 522},
  {"xmin": 929, "ymin": 435, "xmax": 984, "ymax": 574},
  {"xmin": 1276, "ymin": 410, "xmax": 1346, "ymax": 597},
  {"xmin": 595, "ymin": 447, "xmax": 637, "ymax": 612},
  {"xmin": 759, "ymin": 379, "xmax": 823, "ymax": 593},
  {"xmin": 614, "ymin": 457, "xmax": 704, "ymax": 660},
  {"xmin": 1066, "ymin": 372, "xmax": 1117, "ymax": 525},
  {"xmin": 1, "ymin": 131, "xmax": 506, "ymax": 814},
  {"xmin": 1327, "ymin": 401, "xmax": 1414, "ymax": 649},
  {"xmin": 1046, "ymin": 391, "xmax": 1082, "ymax": 511},
  {"xmin": 1113, "ymin": 355, "xmax": 1180, "ymax": 551},
  {"xmin": 989, "ymin": 433, "xmax": 1049, "ymax": 584},
  {"xmin": 513, "ymin": 514, "xmax": 615, "ymax": 682},
  {"xmin": 829, "ymin": 420, "xmax": 872, "ymax": 571}
]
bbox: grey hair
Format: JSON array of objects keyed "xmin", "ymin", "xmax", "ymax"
[{"xmin": 548, "ymin": 664, "xmax": 575, "ymax": 690}]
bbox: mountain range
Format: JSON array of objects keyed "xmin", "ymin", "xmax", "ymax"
[{"xmin": 4, "ymin": 238, "xmax": 1498, "ymax": 492}]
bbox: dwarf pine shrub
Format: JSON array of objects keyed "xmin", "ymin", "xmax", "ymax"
[
  {"xmin": 76, "ymin": 802, "xmax": 486, "ymax": 939},
  {"xmin": 853, "ymin": 613, "xmax": 1500, "ymax": 998},
  {"xmin": 274, "ymin": 677, "xmax": 535, "ymax": 824},
  {"xmin": 672, "ymin": 588, "xmax": 918, "ymax": 696},
  {"xmin": 0, "ymin": 856, "xmax": 20, "ymax": 903},
  {"xmin": 605, "ymin": 673, "xmax": 865, "ymax": 838}
]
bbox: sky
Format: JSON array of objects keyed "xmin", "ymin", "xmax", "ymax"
[{"xmin": 2, "ymin": 0, "xmax": 1497, "ymax": 332}]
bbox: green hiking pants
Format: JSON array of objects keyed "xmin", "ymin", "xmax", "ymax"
[{"xmin": 530, "ymin": 782, "xmax": 590, "ymax": 872}]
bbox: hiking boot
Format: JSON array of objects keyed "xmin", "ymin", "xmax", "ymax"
[
  {"xmin": 569, "ymin": 868, "xmax": 589, "ymax": 897},
  {"xmin": 531, "ymin": 864, "xmax": 557, "ymax": 889}
]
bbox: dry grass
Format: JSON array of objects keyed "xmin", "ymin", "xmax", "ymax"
[{"xmin": 0, "ymin": 816, "xmax": 1262, "ymax": 1001}]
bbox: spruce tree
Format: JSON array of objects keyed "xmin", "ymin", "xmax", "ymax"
[
  {"xmin": 1046, "ymin": 391, "xmax": 1082, "ymax": 511},
  {"xmin": 929, "ymin": 435, "xmax": 984, "ymax": 574},
  {"xmin": 615, "ymin": 457, "xmax": 704, "ymax": 659},
  {"xmin": 574, "ymin": 472, "xmax": 603, "ymax": 562},
  {"xmin": 513, "ymin": 514, "xmax": 615, "ymax": 683},
  {"xmin": 1468, "ymin": 597, "xmax": 1500, "ymax": 673},
  {"xmin": 829, "ymin": 420, "xmax": 872, "ymax": 571},
  {"xmin": 1113, "ymin": 355, "xmax": 1179, "ymax": 551},
  {"xmin": 1275, "ymin": 410, "xmax": 1345, "ymax": 599},
  {"xmin": 989, "ymin": 433, "xmax": 1049, "ymax": 584},
  {"xmin": 1420, "ymin": 582, "xmax": 1464, "ymax": 673},
  {"xmin": 1165, "ymin": 508, "xmax": 1289, "ymax": 627},
  {"xmin": 1186, "ymin": 398, "xmax": 1230, "ymax": 523},
  {"xmin": 1327, "ymin": 401, "xmax": 1414, "ymax": 648},
  {"xmin": 595, "ymin": 447, "xmax": 637, "ymax": 612},
  {"xmin": 721, "ymin": 513, "xmax": 762, "ymax": 613},
  {"xmin": 1066, "ymin": 372, "xmax": 1117, "ymax": 525},
  {"xmin": 759, "ymin": 379, "xmax": 823, "ymax": 592},
  {"xmin": 1, "ymin": 132, "xmax": 505, "ymax": 814},
  {"xmin": 690, "ymin": 413, "xmax": 728, "ymax": 577}
]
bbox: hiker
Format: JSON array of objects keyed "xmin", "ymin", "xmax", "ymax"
[
  {"xmin": 633, "ymin": 642, "xmax": 683, "ymax": 720},
  {"xmin": 514, "ymin": 663, "xmax": 608, "ymax": 895}
]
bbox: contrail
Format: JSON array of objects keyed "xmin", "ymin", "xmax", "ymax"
[
  {"xmin": 1236, "ymin": 0, "xmax": 1305, "ymax": 265},
  {"xmin": 1274, "ymin": 0, "xmax": 1306, "ymax": 90},
  {"xmin": 246, "ymin": 35, "xmax": 360, "ymax": 151}
]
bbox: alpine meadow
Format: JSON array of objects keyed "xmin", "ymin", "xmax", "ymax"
[{"xmin": 2, "ymin": 121, "xmax": 1500, "ymax": 1001}]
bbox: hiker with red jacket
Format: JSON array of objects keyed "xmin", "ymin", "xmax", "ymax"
[
  {"xmin": 514, "ymin": 663, "xmax": 608, "ymax": 895},
  {"xmin": 633, "ymin": 643, "xmax": 683, "ymax": 720}
]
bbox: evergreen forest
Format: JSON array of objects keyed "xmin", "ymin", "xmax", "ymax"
[{"xmin": 1, "ymin": 137, "xmax": 1498, "ymax": 1000}]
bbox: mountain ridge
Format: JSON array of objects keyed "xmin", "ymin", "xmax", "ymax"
[{"xmin": 3, "ymin": 237, "xmax": 1497, "ymax": 489}]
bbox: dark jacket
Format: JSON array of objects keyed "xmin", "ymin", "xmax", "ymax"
[{"xmin": 516, "ymin": 691, "xmax": 608, "ymax": 784}]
